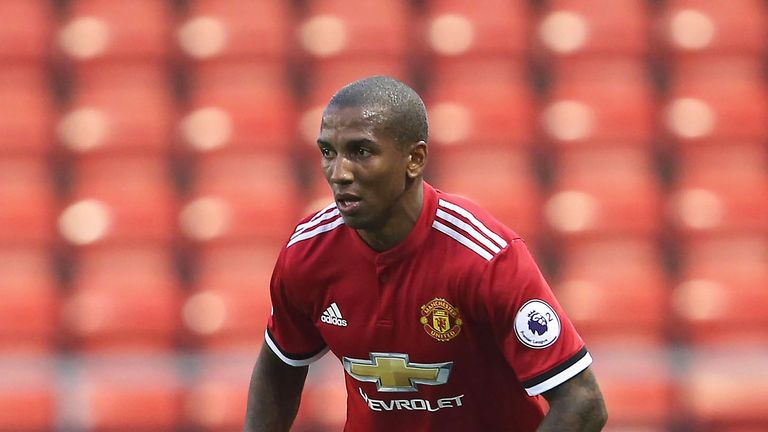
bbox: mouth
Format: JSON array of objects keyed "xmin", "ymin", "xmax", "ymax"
[{"xmin": 335, "ymin": 193, "xmax": 362, "ymax": 214}]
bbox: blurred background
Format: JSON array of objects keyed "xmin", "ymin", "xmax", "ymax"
[{"xmin": 1, "ymin": 0, "xmax": 767, "ymax": 431}]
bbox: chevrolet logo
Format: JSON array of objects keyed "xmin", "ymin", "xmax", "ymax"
[{"xmin": 342, "ymin": 353, "xmax": 452, "ymax": 392}]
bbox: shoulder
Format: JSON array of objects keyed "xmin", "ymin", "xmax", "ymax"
[
  {"xmin": 430, "ymin": 188, "xmax": 521, "ymax": 264},
  {"xmin": 277, "ymin": 202, "xmax": 347, "ymax": 269}
]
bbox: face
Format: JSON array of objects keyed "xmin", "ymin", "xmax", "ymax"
[{"xmin": 317, "ymin": 106, "xmax": 416, "ymax": 230}]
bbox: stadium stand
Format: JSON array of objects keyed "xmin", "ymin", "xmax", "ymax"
[
  {"xmin": 57, "ymin": 66, "xmax": 176, "ymax": 157},
  {"xmin": 179, "ymin": 153, "xmax": 301, "ymax": 244},
  {"xmin": 682, "ymin": 348, "xmax": 768, "ymax": 430},
  {"xmin": 57, "ymin": 156, "xmax": 177, "ymax": 248},
  {"xmin": 178, "ymin": 0, "xmax": 293, "ymax": 63},
  {"xmin": 541, "ymin": 59, "xmax": 656, "ymax": 149},
  {"xmin": 554, "ymin": 238, "xmax": 671, "ymax": 347},
  {"xmin": 0, "ymin": 68, "xmax": 55, "ymax": 156},
  {"xmin": 0, "ymin": 358, "xmax": 56, "ymax": 432},
  {"xmin": 657, "ymin": 0, "xmax": 768, "ymax": 59},
  {"xmin": 72, "ymin": 357, "xmax": 183, "ymax": 431},
  {"xmin": 182, "ymin": 243, "xmax": 278, "ymax": 350},
  {"xmin": 0, "ymin": 0, "xmax": 53, "ymax": 64},
  {"xmin": 61, "ymin": 246, "xmax": 183, "ymax": 352},
  {"xmin": 543, "ymin": 147, "xmax": 663, "ymax": 243},
  {"xmin": 56, "ymin": 0, "xmax": 173, "ymax": 66},
  {"xmin": 0, "ymin": 247, "xmax": 58, "ymax": 354},
  {"xmin": 419, "ymin": 0, "xmax": 530, "ymax": 74},
  {"xmin": 1, "ymin": 1, "xmax": 767, "ymax": 430},
  {"xmin": 535, "ymin": 0, "xmax": 651, "ymax": 61},
  {"xmin": 589, "ymin": 346, "xmax": 676, "ymax": 430},
  {"xmin": 0, "ymin": 158, "xmax": 57, "ymax": 247}
]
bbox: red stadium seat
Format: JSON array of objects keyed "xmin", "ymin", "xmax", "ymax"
[
  {"xmin": 0, "ymin": 158, "xmax": 56, "ymax": 247},
  {"xmin": 183, "ymin": 352, "xmax": 257, "ymax": 431},
  {"xmin": 588, "ymin": 347, "xmax": 675, "ymax": 430},
  {"xmin": 420, "ymin": 0, "xmax": 530, "ymax": 59},
  {"xmin": 543, "ymin": 148, "xmax": 662, "ymax": 242},
  {"xmin": 431, "ymin": 149, "xmax": 543, "ymax": 244},
  {"xmin": 427, "ymin": 71, "xmax": 535, "ymax": 149},
  {"xmin": 554, "ymin": 239, "xmax": 671, "ymax": 347},
  {"xmin": 182, "ymin": 243, "xmax": 278, "ymax": 350},
  {"xmin": 181, "ymin": 63, "xmax": 295, "ymax": 154},
  {"xmin": 672, "ymin": 235, "xmax": 768, "ymax": 346},
  {"xmin": 0, "ymin": 68, "xmax": 55, "ymax": 156},
  {"xmin": 58, "ymin": 157, "xmax": 177, "ymax": 248},
  {"xmin": 668, "ymin": 145, "xmax": 768, "ymax": 237},
  {"xmin": 0, "ymin": 248, "xmax": 58, "ymax": 353},
  {"xmin": 179, "ymin": 153, "xmax": 301, "ymax": 244},
  {"xmin": 673, "ymin": 273, "xmax": 768, "ymax": 347},
  {"xmin": 77, "ymin": 357, "xmax": 183, "ymax": 431},
  {"xmin": 0, "ymin": 358, "xmax": 56, "ymax": 432},
  {"xmin": 57, "ymin": 66, "xmax": 175, "ymax": 157},
  {"xmin": 178, "ymin": 0, "xmax": 292, "ymax": 62},
  {"xmin": 541, "ymin": 60, "xmax": 655, "ymax": 148},
  {"xmin": 662, "ymin": 78, "xmax": 768, "ymax": 147},
  {"xmin": 667, "ymin": 56, "xmax": 765, "ymax": 89},
  {"xmin": 61, "ymin": 246, "xmax": 182, "ymax": 352},
  {"xmin": 0, "ymin": 0, "xmax": 53, "ymax": 63},
  {"xmin": 682, "ymin": 349, "xmax": 768, "ymax": 430},
  {"xmin": 299, "ymin": 0, "xmax": 410, "ymax": 60},
  {"xmin": 536, "ymin": 0, "xmax": 650, "ymax": 62},
  {"xmin": 657, "ymin": 0, "xmax": 768, "ymax": 58},
  {"xmin": 57, "ymin": 0, "xmax": 173, "ymax": 67},
  {"xmin": 192, "ymin": 243, "xmax": 279, "ymax": 291}
]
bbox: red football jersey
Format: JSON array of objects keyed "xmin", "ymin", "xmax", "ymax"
[{"xmin": 266, "ymin": 182, "xmax": 591, "ymax": 431}]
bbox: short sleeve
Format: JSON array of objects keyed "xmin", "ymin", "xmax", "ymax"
[
  {"xmin": 479, "ymin": 239, "xmax": 592, "ymax": 396},
  {"xmin": 264, "ymin": 249, "xmax": 328, "ymax": 367}
]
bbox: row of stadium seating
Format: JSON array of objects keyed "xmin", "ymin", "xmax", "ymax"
[
  {"xmin": 3, "ymin": 148, "xmax": 767, "ymax": 244},
  {"xmin": 2, "ymin": 348, "xmax": 767, "ymax": 431},
  {"xmin": 4, "ymin": 0, "xmax": 768, "ymax": 157},
  {"xmin": 2, "ymin": 0, "xmax": 767, "ymax": 64},
  {"xmin": 2, "ymin": 236, "xmax": 766, "ymax": 352},
  {"xmin": 2, "ymin": 0, "xmax": 767, "ymax": 431}
]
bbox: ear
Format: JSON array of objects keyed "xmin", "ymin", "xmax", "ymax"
[{"xmin": 406, "ymin": 141, "xmax": 427, "ymax": 179}]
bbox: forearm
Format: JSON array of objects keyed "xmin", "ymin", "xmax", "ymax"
[
  {"xmin": 537, "ymin": 368, "xmax": 607, "ymax": 432},
  {"xmin": 244, "ymin": 345, "xmax": 309, "ymax": 432},
  {"xmin": 537, "ymin": 399, "xmax": 606, "ymax": 431}
]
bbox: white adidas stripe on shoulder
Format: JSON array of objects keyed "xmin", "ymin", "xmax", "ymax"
[
  {"xmin": 438, "ymin": 199, "xmax": 507, "ymax": 249},
  {"xmin": 432, "ymin": 199, "xmax": 508, "ymax": 261},
  {"xmin": 287, "ymin": 216, "xmax": 345, "ymax": 248},
  {"xmin": 292, "ymin": 203, "xmax": 338, "ymax": 239},
  {"xmin": 432, "ymin": 220, "xmax": 494, "ymax": 261},
  {"xmin": 436, "ymin": 208, "xmax": 501, "ymax": 254}
]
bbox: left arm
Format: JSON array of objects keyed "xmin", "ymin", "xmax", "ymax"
[{"xmin": 538, "ymin": 367, "xmax": 608, "ymax": 431}]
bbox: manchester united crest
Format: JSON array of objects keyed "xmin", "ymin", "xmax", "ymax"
[{"xmin": 419, "ymin": 298, "xmax": 463, "ymax": 342}]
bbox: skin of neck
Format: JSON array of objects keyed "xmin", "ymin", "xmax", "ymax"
[{"xmin": 356, "ymin": 177, "xmax": 424, "ymax": 252}]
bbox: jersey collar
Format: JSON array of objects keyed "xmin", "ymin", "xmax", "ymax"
[{"xmin": 347, "ymin": 181, "xmax": 438, "ymax": 264}]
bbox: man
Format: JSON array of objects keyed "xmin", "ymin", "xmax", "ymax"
[{"xmin": 245, "ymin": 76, "xmax": 607, "ymax": 431}]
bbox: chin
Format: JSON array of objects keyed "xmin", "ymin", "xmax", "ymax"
[{"xmin": 339, "ymin": 213, "xmax": 376, "ymax": 231}]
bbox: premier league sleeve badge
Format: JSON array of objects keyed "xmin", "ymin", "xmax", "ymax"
[{"xmin": 514, "ymin": 299, "xmax": 561, "ymax": 349}]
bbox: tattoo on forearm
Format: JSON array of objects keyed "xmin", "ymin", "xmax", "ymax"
[{"xmin": 537, "ymin": 368, "xmax": 607, "ymax": 432}]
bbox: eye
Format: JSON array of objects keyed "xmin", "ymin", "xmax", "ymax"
[
  {"xmin": 357, "ymin": 147, "xmax": 371, "ymax": 157},
  {"xmin": 320, "ymin": 147, "xmax": 335, "ymax": 159}
]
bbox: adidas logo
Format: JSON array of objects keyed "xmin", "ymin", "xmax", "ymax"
[{"xmin": 321, "ymin": 302, "xmax": 348, "ymax": 327}]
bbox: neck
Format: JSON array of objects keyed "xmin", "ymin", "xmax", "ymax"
[{"xmin": 357, "ymin": 179, "xmax": 424, "ymax": 252}]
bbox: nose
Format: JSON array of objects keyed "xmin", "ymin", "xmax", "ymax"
[{"xmin": 329, "ymin": 155, "xmax": 353, "ymax": 184}]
